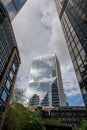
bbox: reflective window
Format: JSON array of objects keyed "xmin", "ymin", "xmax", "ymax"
[
  {"xmin": 71, "ymin": 42, "xmax": 75, "ymax": 49},
  {"xmin": 1, "ymin": 91, "xmax": 8, "ymax": 102},
  {"xmin": 69, "ymin": 35, "xmax": 73, "ymax": 43},
  {"xmin": 76, "ymin": 55, "xmax": 82, "ymax": 66},
  {"xmin": 80, "ymin": 64, "xmax": 87, "ymax": 79},
  {"xmin": 72, "ymin": 30, "xmax": 76, "ymax": 38},
  {"xmin": 74, "ymin": 47, "xmax": 78, "ymax": 57},
  {"xmin": 77, "ymin": 42, "xmax": 82, "ymax": 52},
  {"xmin": 73, "ymin": 60, "xmax": 78, "ymax": 70},
  {"xmin": 71, "ymin": 52, "xmax": 75, "ymax": 61},
  {"xmin": 74, "ymin": 35, "xmax": 79, "ymax": 44},
  {"xmin": 80, "ymin": 49, "xmax": 86, "ymax": 62},
  {"xmin": 12, "ymin": 63, "xmax": 16, "ymax": 72},
  {"xmin": 83, "ymin": 93, "xmax": 87, "ymax": 106},
  {"xmin": 70, "ymin": 25, "xmax": 73, "ymax": 32},
  {"xmin": 69, "ymin": 46, "xmax": 72, "ymax": 53},
  {"xmin": 76, "ymin": 70, "xmax": 82, "ymax": 82},
  {"xmin": 6, "ymin": 80, "xmax": 10, "ymax": 90},
  {"xmin": 9, "ymin": 71, "xmax": 13, "ymax": 80}
]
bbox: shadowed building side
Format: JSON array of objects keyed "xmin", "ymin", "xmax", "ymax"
[
  {"xmin": 1, "ymin": 0, "xmax": 27, "ymax": 21},
  {"xmin": 41, "ymin": 92, "xmax": 49, "ymax": 106},
  {"xmin": 0, "ymin": 1, "xmax": 21, "ymax": 129},
  {"xmin": 29, "ymin": 94, "xmax": 40, "ymax": 107},
  {"xmin": 54, "ymin": 0, "xmax": 87, "ymax": 107}
]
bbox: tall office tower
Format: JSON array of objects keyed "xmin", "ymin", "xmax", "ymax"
[
  {"xmin": 54, "ymin": 0, "xmax": 87, "ymax": 107},
  {"xmin": 12, "ymin": 0, "xmax": 27, "ymax": 12},
  {"xmin": 1, "ymin": 0, "xmax": 27, "ymax": 21},
  {"xmin": 41, "ymin": 92, "xmax": 49, "ymax": 106},
  {"xmin": 29, "ymin": 53, "xmax": 67, "ymax": 107},
  {"xmin": 29, "ymin": 94, "xmax": 40, "ymax": 106},
  {"xmin": 0, "ymin": 1, "xmax": 20, "ymax": 129}
]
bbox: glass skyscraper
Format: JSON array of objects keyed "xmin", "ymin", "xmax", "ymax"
[
  {"xmin": 29, "ymin": 94, "xmax": 39, "ymax": 106},
  {"xmin": 0, "ymin": 1, "xmax": 20, "ymax": 129},
  {"xmin": 29, "ymin": 53, "xmax": 67, "ymax": 107},
  {"xmin": 1, "ymin": 0, "xmax": 27, "ymax": 21},
  {"xmin": 12, "ymin": 0, "xmax": 27, "ymax": 11},
  {"xmin": 54, "ymin": 0, "xmax": 87, "ymax": 106}
]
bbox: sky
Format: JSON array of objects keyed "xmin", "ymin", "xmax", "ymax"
[{"xmin": 12, "ymin": 0, "xmax": 84, "ymax": 106}]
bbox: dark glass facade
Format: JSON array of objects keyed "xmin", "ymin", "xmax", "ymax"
[
  {"xmin": 54, "ymin": 0, "xmax": 87, "ymax": 107},
  {"xmin": 52, "ymin": 79, "xmax": 60, "ymax": 107},
  {"xmin": 41, "ymin": 92, "xmax": 49, "ymax": 106},
  {"xmin": 1, "ymin": 0, "xmax": 27, "ymax": 21},
  {"xmin": 0, "ymin": 1, "xmax": 20, "ymax": 129},
  {"xmin": 12, "ymin": 0, "xmax": 27, "ymax": 12},
  {"xmin": 29, "ymin": 94, "xmax": 39, "ymax": 106}
]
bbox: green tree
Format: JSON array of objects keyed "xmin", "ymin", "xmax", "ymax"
[
  {"xmin": 19, "ymin": 110, "xmax": 45, "ymax": 130},
  {"xmin": 78, "ymin": 120, "xmax": 87, "ymax": 130},
  {"xmin": 10, "ymin": 88, "xmax": 25, "ymax": 103},
  {"xmin": 2, "ymin": 103, "xmax": 46, "ymax": 130},
  {"xmin": 2, "ymin": 103, "xmax": 25, "ymax": 130}
]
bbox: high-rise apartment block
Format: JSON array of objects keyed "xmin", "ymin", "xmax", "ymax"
[
  {"xmin": 1, "ymin": 0, "xmax": 27, "ymax": 21},
  {"xmin": 54, "ymin": 0, "xmax": 87, "ymax": 107},
  {"xmin": 29, "ymin": 53, "xmax": 67, "ymax": 107},
  {"xmin": 0, "ymin": 1, "xmax": 20, "ymax": 129}
]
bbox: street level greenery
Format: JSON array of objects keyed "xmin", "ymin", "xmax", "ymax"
[
  {"xmin": 77, "ymin": 120, "xmax": 87, "ymax": 130},
  {"xmin": 2, "ymin": 103, "xmax": 46, "ymax": 130},
  {"xmin": 44, "ymin": 119, "xmax": 65, "ymax": 127}
]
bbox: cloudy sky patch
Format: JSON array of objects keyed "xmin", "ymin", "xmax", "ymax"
[{"xmin": 12, "ymin": 0, "xmax": 84, "ymax": 106}]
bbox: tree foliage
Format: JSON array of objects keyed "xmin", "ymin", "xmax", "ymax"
[
  {"xmin": 78, "ymin": 120, "xmax": 87, "ymax": 130},
  {"xmin": 10, "ymin": 88, "xmax": 25, "ymax": 103},
  {"xmin": 2, "ymin": 103, "xmax": 46, "ymax": 130}
]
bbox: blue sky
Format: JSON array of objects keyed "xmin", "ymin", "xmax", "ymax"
[{"xmin": 12, "ymin": 0, "xmax": 84, "ymax": 106}]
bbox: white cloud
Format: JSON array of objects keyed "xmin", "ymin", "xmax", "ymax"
[
  {"xmin": 39, "ymin": 77, "xmax": 56, "ymax": 84},
  {"xmin": 67, "ymin": 90, "xmax": 81, "ymax": 97},
  {"xmin": 29, "ymin": 79, "xmax": 34, "ymax": 83},
  {"xmin": 12, "ymin": 0, "xmax": 83, "ymax": 105},
  {"xmin": 30, "ymin": 68, "xmax": 47, "ymax": 77}
]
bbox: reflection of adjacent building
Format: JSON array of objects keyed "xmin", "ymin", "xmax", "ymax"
[
  {"xmin": 42, "ymin": 106, "xmax": 87, "ymax": 129},
  {"xmin": 0, "ymin": 1, "xmax": 20, "ymax": 129},
  {"xmin": 41, "ymin": 92, "xmax": 49, "ymax": 106},
  {"xmin": 12, "ymin": 0, "xmax": 27, "ymax": 11},
  {"xmin": 29, "ymin": 53, "xmax": 67, "ymax": 107},
  {"xmin": 54, "ymin": 0, "xmax": 87, "ymax": 107},
  {"xmin": 29, "ymin": 94, "xmax": 39, "ymax": 106},
  {"xmin": 1, "ymin": 0, "xmax": 27, "ymax": 21}
]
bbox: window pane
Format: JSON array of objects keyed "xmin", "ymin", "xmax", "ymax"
[
  {"xmin": 9, "ymin": 71, "xmax": 13, "ymax": 80},
  {"xmin": 0, "ymin": 103, "xmax": 4, "ymax": 117},
  {"xmin": 6, "ymin": 80, "xmax": 10, "ymax": 90},
  {"xmin": 12, "ymin": 63, "xmax": 16, "ymax": 72},
  {"xmin": 1, "ymin": 91, "xmax": 8, "ymax": 102},
  {"xmin": 76, "ymin": 55, "xmax": 82, "ymax": 66}
]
